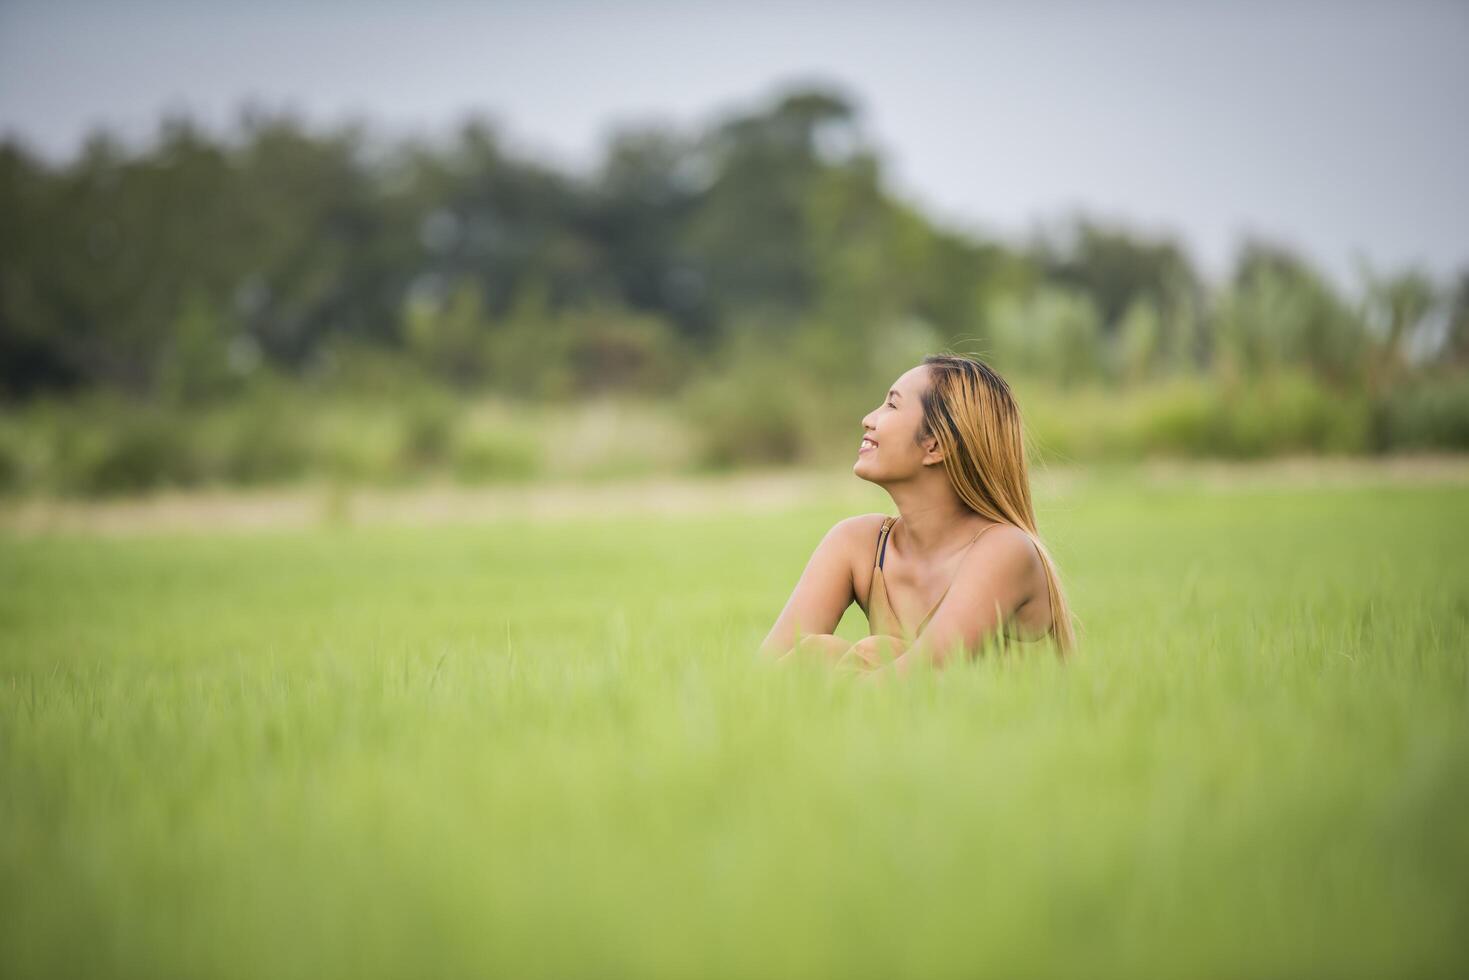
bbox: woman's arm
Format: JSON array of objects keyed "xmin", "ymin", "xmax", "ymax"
[{"xmin": 756, "ymin": 518, "xmax": 862, "ymax": 660}]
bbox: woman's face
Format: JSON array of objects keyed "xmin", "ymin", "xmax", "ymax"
[{"xmin": 854, "ymin": 365, "xmax": 938, "ymax": 481}]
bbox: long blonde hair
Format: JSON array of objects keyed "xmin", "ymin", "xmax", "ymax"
[{"xmin": 917, "ymin": 353, "xmax": 1078, "ymax": 655}]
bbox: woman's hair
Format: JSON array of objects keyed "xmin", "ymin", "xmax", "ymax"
[{"xmin": 916, "ymin": 352, "xmax": 1078, "ymax": 655}]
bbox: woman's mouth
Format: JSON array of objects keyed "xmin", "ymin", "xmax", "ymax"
[{"xmin": 859, "ymin": 437, "xmax": 877, "ymax": 454}]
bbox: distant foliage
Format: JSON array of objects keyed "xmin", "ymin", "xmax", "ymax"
[{"xmin": 1, "ymin": 85, "xmax": 1465, "ymax": 493}]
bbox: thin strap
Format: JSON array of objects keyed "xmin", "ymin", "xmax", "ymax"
[
  {"xmin": 961, "ymin": 521, "xmax": 999, "ymax": 550},
  {"xmin": 875, "ymin": 516, "xmax": 896, "ymax": 569}
]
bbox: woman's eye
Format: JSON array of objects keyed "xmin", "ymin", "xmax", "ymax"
[{"xmin": 886, "ymin": 401, "xmax": 896, "ymax": 409}]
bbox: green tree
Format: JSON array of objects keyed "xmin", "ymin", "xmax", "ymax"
[
  {"xmin": 1445, "ymin": 271, "xmax": 1469, "ymax": 366},
  {"xmin": 1359, "ymin": 262, "xmax": 1438, "ymax": 391},
  {"xmin": 404, "ymin": 279, "xmax": 491, "ymax": 388},
  {"xmin": 1215, "ymin": 242, "xmax": 1369, "ymax": 385},
  {"xmin": 156, "ymin": 289, "xmax": 237, "ymax": 405}
]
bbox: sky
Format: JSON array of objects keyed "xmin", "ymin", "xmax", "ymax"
[{"xmin": 2, "ymin": 0, "xmax": 1465, "ymax": 289}]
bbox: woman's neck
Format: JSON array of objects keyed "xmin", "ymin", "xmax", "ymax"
[{"xmin": 886, "ymin": 482, "xmax": 980, "ymax": 555}]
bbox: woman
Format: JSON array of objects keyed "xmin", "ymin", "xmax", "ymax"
[{"xmin": 757, "ymin": 353, "xmax": 1076, "ymax": 676}]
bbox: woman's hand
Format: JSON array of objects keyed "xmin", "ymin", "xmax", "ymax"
[
  {"xmin": 776, "ymin": 633, "xmax": 853, "ymax": 666},
  {"xmin": 835, "ymin": 635, "xmax": 908, "ymax": 673}
]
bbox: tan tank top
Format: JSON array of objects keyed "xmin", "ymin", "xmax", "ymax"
[{"xmin": 865, "ymin": 515, "xmax": 1002, "ymax": 641}]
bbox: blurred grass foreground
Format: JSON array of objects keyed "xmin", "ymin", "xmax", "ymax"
[
  {"xmin": 3, "ymin": 86, "xmax": 1469, "ymax": 499},
  {"xmin": 3, "ymin": 467, "xmax": 1468, "ymax": 978}
]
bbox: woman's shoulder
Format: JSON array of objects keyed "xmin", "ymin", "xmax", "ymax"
[
  {"xmin": 966, "ymin": 522, "xmax": 1048, "ymax": 591},
  {"xmin": 831, "ymin": 512, "xmax": 891, "ymax": 540},
  {"xmin": 816, "ymin": 513, "xmax": 889, "ymax": 560}
]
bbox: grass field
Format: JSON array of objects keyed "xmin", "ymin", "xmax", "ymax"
[{"xmin": 3, "ymin": 466, "xmax": 1468, "ymax": 978}]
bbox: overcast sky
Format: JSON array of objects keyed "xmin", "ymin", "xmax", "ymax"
[{"xmin": 2, "ymin": 0, "xmax": 1465, "ymax": 288}]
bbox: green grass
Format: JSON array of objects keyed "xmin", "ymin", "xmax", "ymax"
[{"xmin": 2, "ymin": 472, "xmax": 1467, "ymax": 978}]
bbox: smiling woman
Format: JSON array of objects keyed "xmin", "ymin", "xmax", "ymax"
[{"xmin": 758, "ymin": 353, "xmax": 1077, "ymax": 675}]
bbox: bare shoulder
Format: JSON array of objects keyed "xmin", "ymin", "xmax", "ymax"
[
  {"xmin": 828, "ymin": 512, "xmax": 889, "ymax": 549},
  {"xmin": 836, "ymin": 512, "xmax": 891, "ymax": 533},
  {"xmin": 810, "ymin": 513, "xmax": 887, "ymax": 568},
  {"xmin": 970, "ymin": 523, "xmax": 1048, "ymax": 591}
]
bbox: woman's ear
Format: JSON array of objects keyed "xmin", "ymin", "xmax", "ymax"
[{"xmin": 921, "ymin": 434, "xmax": 945, "ymax": 465}]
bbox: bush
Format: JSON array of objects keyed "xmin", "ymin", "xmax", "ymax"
[
  {"xmin": 449, "ymin": 428, "xmax": 541, "ymax": 484},
  {"xmin": 0, "ymin": 429, "xmax": 20, "ymax": 494},
  {"xmin": 448, "ymin": 400, "xmax": 542, "ymax": 484},
  {"xmin": 0, "ymin": 367, "xmax": 1461, "ymax": 500},
  {"xmin": 189, "ymin": 389, "xmax": 313, "ymax": 486},
  {"xmin": 1209, "ymin": 373, "xmax": 1370, "ymax": 458},
  {"xmin": 46, "ymin": 402, "xmax": 197, "ymax": 497},
  {"xmin": 1017, "ymin": 374, "xmax": 1373, "ymax": 462},
  {"xmin": 680, "ymin": 357, "xmax": 809, "ymax": 468},
  {"xmin": 1379, "ymin": 375, "xmax": 1469, "ymax": 451},
  {"xmin": 398, "ymin": 393, "xmax": 458, "ymax": 469}
]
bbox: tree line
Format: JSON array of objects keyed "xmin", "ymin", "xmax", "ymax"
[{"xmin": 4, "ymin": 85, "xmax": 1465, "ymax": 407}]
